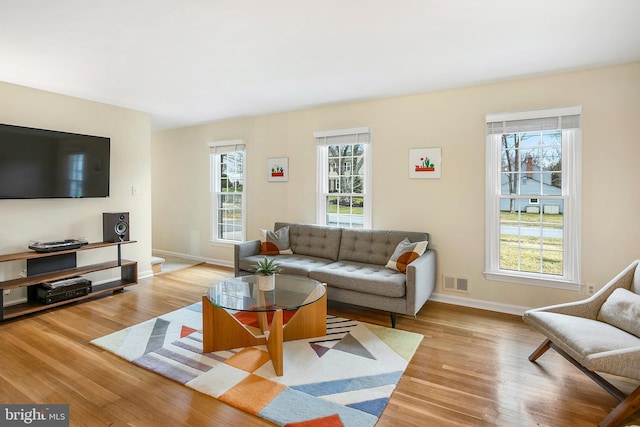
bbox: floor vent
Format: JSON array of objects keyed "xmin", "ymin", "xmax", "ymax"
[{"xmin": 443, "ymin": 275, "xmax": 469, "ymax": 293}]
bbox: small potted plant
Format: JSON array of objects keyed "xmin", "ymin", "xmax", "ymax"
[{"xmin": 253, "ymin": 257, "xmax": 280, "ymax": 291}]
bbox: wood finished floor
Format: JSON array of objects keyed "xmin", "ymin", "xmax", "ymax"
[{"xmin": 0, "ymin": 263, "xmax": 638, "ymax": 427}]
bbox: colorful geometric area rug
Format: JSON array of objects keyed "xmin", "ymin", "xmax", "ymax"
[{"xmin": 91, "ymin": 303, "xmax": 423, "ymax": 427}]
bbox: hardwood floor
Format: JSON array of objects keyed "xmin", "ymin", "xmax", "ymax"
[{"xmin": 0, "ymin": 263, "xmax": 638, "ymax": 426}]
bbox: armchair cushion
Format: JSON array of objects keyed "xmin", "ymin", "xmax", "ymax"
[{"xmin": 597, "ymin": 288, "xmax": 640, "ymax": 337}]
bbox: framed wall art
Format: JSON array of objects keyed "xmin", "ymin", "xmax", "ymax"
[
  {"xmin": 409, "ymin": 148, "xmax": 441, "ymax": 179},
  {"xmin": 267, "ymin": 157, "xmax": 288, "ymax": 182}
]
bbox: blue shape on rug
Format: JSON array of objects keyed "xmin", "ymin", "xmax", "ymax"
[
  {"xmin": 184, "ymin": 302, "xmax": 202, "ymax": 313},
  {"xmin": 292, "ymin": 371, "xmax": 403, "ymax": 396},
  {"xmin": 261, "ymin": 387, "xmax": 377, "ymax": 427},
  {"xmin": 348, "ymin": 397, "xmax": 389, "ymax": 417}
]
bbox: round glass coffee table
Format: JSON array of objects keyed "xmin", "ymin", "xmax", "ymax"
[{"xmin": 201, "ymin": 274, "xmax": 327, "ymax": 376}]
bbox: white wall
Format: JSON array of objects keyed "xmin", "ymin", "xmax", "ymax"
[
  {"xmin": 151, "ymin": 62, "xmax": 640, "ymax": 311},
  {"xmin": 0, "ymin": 82, "xmax": 153, "ymax": 297}
]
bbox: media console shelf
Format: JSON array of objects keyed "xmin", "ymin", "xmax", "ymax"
[{"xmin": 0, "ymin": 241, "xmax": 137, "ymax": 321}]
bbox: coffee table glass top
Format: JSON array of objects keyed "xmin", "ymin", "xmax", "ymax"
[{"xmin": 204, "ymin": 274, "xmax": 325, "ymax": 312}]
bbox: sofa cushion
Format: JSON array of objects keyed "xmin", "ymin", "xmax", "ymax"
[
  {"xmin": 287, "ymin": 224, "xmax": 342, "ymax": 261},
  {"xmin": 597, "ymin": 288, "xmax": 640, "ymax": 337},
  {"xmin": 259, "ymin": 227, "xmax": 293, "ymax": 255},
  {"xmin": 239, "ymin": 254, "xmax": 333, "ymax": 277},
  {"xmin": 310, "ymin": 261, "xmax": 406, "ymax": 298},
  {"xmin": 385, "ymin": 237, "xmax": 428, "ymax": 273}
]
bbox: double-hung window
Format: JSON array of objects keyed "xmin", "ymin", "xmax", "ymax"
[
  {"xmin": 315, "ymin": 127, "xmax": 371, "ymax": 229},
  {"xmin": 485, "ymin": 107, "xmax": 582, "ymax": 289},
  {"xmin": 209, "ymin": 140, "xmax": 246, "ymax": 242}
]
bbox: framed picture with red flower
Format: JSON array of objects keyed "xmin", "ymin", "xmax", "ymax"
[
  {"xmin": 409, "ymin": 147, "xmax": 441, "ymax": 179},
  {"xmin": 267, "ymin": 157, "xmax": 288, "ymax": 182}
]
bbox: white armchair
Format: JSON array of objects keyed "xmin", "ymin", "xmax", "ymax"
[{"xmin": 523, "ymin": 260, "xmax": 640, "ymax": 427}]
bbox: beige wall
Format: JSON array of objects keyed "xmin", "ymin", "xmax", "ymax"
[
  {"xmin": 151, "ymin": 62, "xmax": 640, "ymax": 312},
  {"xmin": 0, "ymin": 82, "xmax": 153, "ymax": 295}
]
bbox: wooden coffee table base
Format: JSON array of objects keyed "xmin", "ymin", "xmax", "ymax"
[{"xmin": 201, "ymin": 288, "xmax": 326, "ymax": 376}]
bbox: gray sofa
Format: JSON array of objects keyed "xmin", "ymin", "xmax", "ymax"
[{"xmin": 234, "ymin": 222, "xmax": 436, "ymax": 327}]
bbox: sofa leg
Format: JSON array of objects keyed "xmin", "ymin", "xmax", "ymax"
[{"xmin": 390, "ymin": 312, "xmax": 396, "ymax": 328}]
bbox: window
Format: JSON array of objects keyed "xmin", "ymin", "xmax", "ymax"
[
  {"xmin": 209, "ymin": 140, "xmax": 246, "ymax": 242},
  {"xmin": 485, "ymin": 107, "xmax": 581, "ymax": 289},
  {"xmin": 315, "ymin": 127, "xmax": 371, "ymax": 229}
]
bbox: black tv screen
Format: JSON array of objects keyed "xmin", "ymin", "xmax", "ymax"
[{"xmin": 0, "ymin": 124, "xmax": 110, "ymax": 199}]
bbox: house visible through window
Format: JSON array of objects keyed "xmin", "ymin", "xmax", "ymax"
[
  {"xmin": 209, "ymin": 140, "xmax": 246, "ymax": 242},
  {"xmin": 315, "ymin": 127, "xmax": 371, "ymax": 229},
  {"xmin": 485, "ymin": 107, "xmax": 581, "ymax": 289}
]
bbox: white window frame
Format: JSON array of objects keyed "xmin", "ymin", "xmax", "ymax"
[
  {"xmin": 209, "ymin": 140, "xmax": 246, "ymax": 243},
  {"xmin": 314, "ymin": 127, "xmax": 372, "ymax": 229},
  {"xmin": 484, "ymin": 107, "xmax": 582, "ymax": 290}
]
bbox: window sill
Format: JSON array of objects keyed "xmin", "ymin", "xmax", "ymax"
[
  {"xmin": 209, "ymin": 240, "xmax": 239, "ymax": 248},
  {"xmin": 484, "ymin": 271, "xmax": 580, "ymax": 291}
]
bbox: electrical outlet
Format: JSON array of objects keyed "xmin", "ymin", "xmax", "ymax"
[{"xmin": 586, "ymin": 283, "xmax": 596, "ymax": 295}]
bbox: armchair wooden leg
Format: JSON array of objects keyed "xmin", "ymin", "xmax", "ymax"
[
  {"xmin": 529, "ymin": 338, "xmax": 640, "ymax": 426},
  {"xmin": 599, "ymin": 385, "xmax": 640, "ymax": 427},
  {"xmin": 528, "ymin": 338, "xmax": 551, "ymax": 362}
]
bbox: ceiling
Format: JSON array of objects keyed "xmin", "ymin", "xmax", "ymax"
[{"xmin": 2, "ymin": 0, "xmax": 640, "ymax": 131}]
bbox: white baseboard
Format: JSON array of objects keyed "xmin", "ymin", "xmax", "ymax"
[
  {"xmin": 429, "ymin": 292, "xmax": 531, "ymax": 316},
  {"xmin": 138, "ymin": 269, "xmax": 154, "ymax": 280},
  {"xmin": 151, "ymin": 249, "xmax": 233, "ymax": 269}
]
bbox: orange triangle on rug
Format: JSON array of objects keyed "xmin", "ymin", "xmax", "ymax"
[{"xmin": 180, "ymin": 325, "xmax": 197, "ymax": 338}]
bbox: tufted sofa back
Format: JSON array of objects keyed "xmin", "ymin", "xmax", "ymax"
[
  {"xmin": 339, "ymin": 229, "xmax": 429, "ymax": 265},
  {"xmin": 275, "ymin": 222, "xmax": 342, "ymax": 261},
  {"xmin": 274, "ymin": 222, "xmax": 429, "ymax": 266}
]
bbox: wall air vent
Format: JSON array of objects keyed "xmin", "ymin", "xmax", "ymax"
[{"xmin": 443, "ymin": 275, "xmax": 469, "ymax": 293}]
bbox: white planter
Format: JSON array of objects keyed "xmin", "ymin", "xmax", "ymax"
[{"xmin": 257, "ymin": 274, "xmax": 275, "ymax": 291}]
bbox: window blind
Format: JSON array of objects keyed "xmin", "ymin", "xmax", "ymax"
[
  {"xmin": 208, "ymin": 140, "xmax": 246, "ymax": 154},
  {"xmin": 314, "ymin": 127, "xmax": 370, "ymax": 145},
  {"xmin": 486, "ymin": 107, "xmax": 581, "ymax": 135}
]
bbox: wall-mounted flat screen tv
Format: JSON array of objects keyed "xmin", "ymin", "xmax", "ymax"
[{"xmin": 0, "ymin": 123, "xmax": 110, "ymax": 199}]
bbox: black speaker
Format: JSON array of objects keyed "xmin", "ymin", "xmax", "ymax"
[{"xmin": 103, "ymin": 212, "xmax": 130, "ymax": 242}]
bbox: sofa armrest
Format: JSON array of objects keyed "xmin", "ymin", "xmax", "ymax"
[
  {"xmin": 234, "ymin": 240, "xmax": 261, "ymax": 276},
  {"xmin": 527, "ymin": 260, "xmax": 639, "ymax": 320},
  {"xmin": 405, "ymin": 249, "xmax": 436, "ymax": 316}
]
